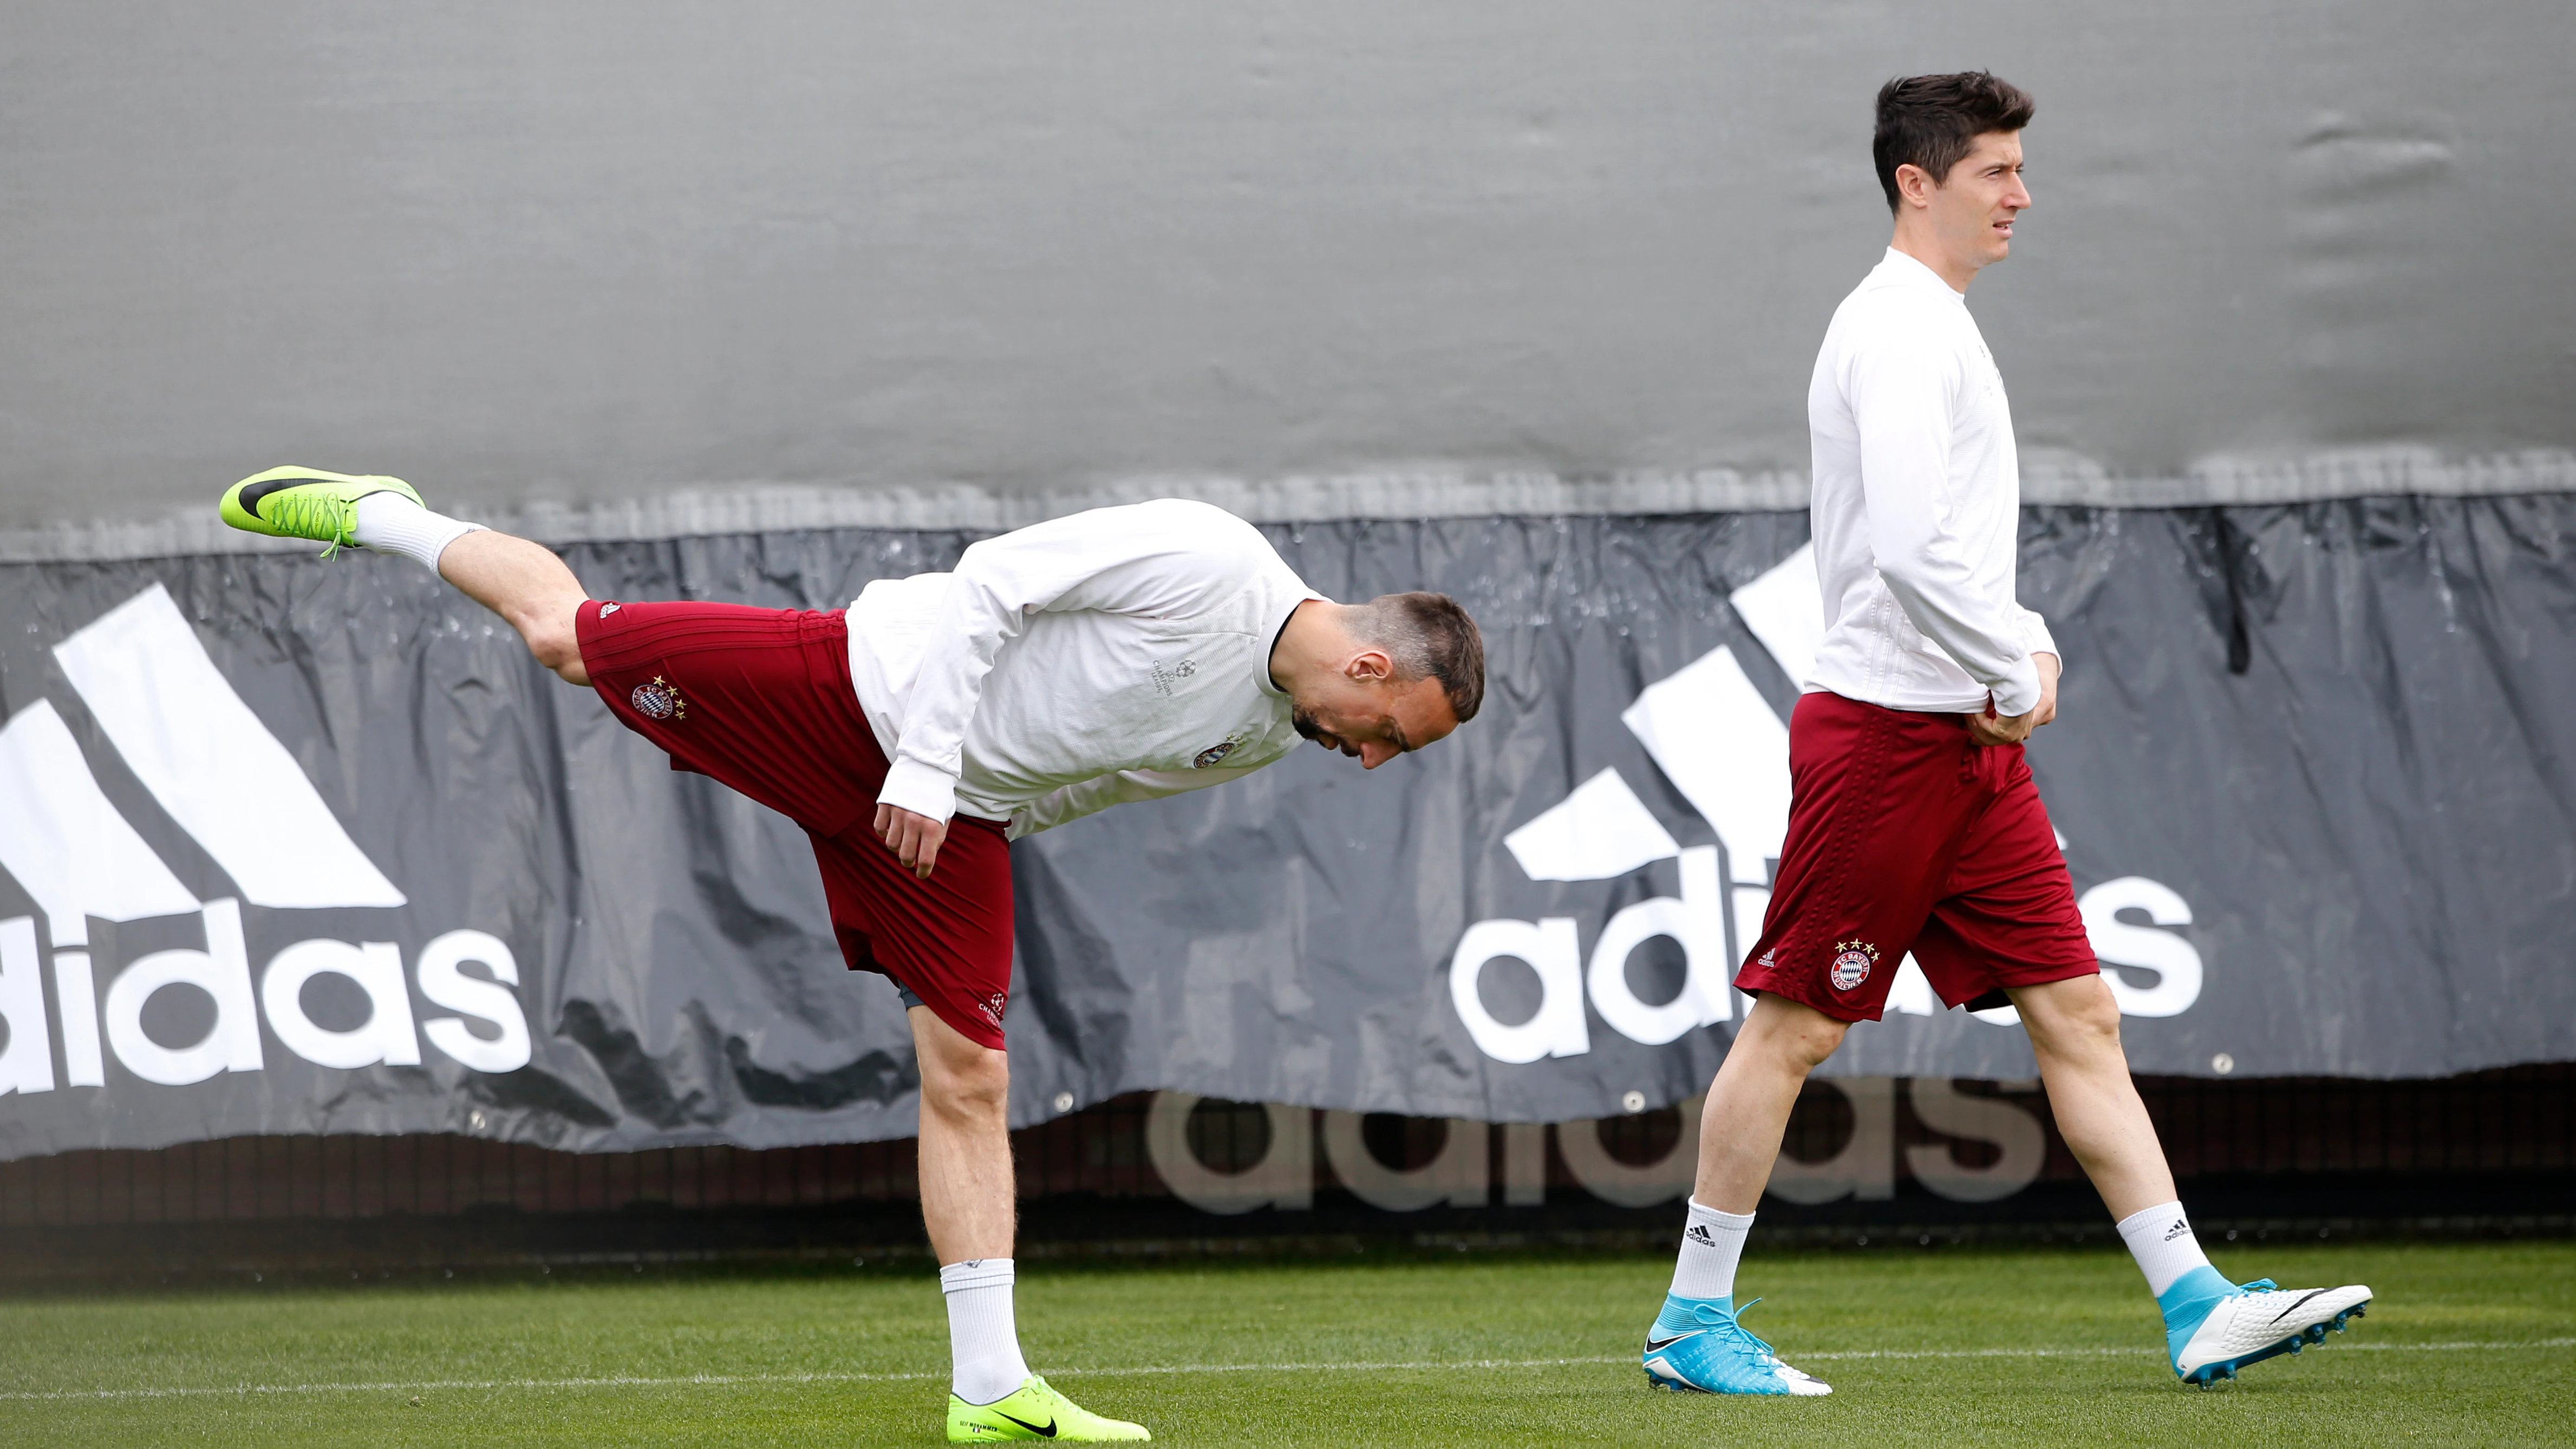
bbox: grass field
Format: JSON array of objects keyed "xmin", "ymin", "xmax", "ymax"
[{"xmin": 2, "ymin": 1241, "xmax": 2570, "ymax": 1447}]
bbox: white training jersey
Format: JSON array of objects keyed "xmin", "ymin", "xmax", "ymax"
[
  {"xmin": 1806, "ymin": 247, "xmax": 2057, "ymax": 717},
  {"xmin": 845, "ymin": 499, "xmax": 1326, "ymax": 838}
]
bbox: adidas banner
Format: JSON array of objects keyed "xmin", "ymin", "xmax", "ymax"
[{"xmin": 1, "ymin": 498, "xmax": 2571, "ymax": 1159}]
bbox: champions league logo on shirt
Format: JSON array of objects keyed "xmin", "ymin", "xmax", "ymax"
[{"xmin": 1829, "ymin": 940, "xmax": 1879, "ymax": 991}]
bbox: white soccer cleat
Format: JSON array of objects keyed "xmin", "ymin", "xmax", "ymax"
[{"xmin": 2162, "ymin": 1270, "xmax": 2372, "ymax": 1386}]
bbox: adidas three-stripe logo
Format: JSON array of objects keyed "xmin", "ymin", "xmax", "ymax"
[{"xmin": 0, "ymin": 585, "xmax": 530, "ymax": 1096}]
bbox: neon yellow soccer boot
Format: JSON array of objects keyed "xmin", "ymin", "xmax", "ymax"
[
  {"xmin": 219, "ymin": 466, "xmax": 422, "ymax": 557},
  {"xmin": 947, "ymin": 1375, "xmax": 1150, "ymax": 1441}
]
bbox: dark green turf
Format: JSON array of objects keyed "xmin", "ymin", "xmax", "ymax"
[{"xmin": 2, "ymin": 1242, "xmax": 2569, "ymax": 1446}]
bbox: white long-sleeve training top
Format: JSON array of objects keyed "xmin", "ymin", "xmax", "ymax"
[
  {"xmin": 845, "ymin": 499, "xmax": 1326, "ymax": 838},
  {"xmin": 1806, "ymin": 247, "xmax": 2058, "ymax": 718}
]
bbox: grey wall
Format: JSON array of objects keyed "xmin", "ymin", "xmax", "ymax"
[{"xmin": 5, "ymin": 1, "xmax": 2572, "ymax": 533}]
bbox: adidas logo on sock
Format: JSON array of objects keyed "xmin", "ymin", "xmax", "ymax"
[
  {"xmin": 1686, "ymin": 1224, "xmax": 1717, "ymax": 1246},
  {"xmin": 2163, "ymin": 1219, "xmax": 2193, "ymax": 1242}
]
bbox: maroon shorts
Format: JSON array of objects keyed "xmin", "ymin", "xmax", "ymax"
[
  {"xmin": 1734, "ymin": 690, "xmax": 2098, "ymax": 1023},
  {"xmin": 575, "ymin": 599, "xmax": 1015, "ymax": 1050}
]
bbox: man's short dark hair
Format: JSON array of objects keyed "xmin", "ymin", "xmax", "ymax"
[
  {"xmin": 1873, "ymin": 71, "xmax": 2034, "ymax": 214},
  {"xmin": 1356, "ymin": 591, "xmax": 1484, "ymax": 724}
]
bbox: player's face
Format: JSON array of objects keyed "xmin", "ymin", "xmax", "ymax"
[
  {"xmin": 1291, "ymin": 674, "xmax": 1459, "ymax": 769},
  {"xmin": 1930, "ymin": 130, "xmax": 2030, "ymax": 270}
]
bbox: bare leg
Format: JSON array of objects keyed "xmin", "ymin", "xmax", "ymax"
[
  {"xmin": 1690, "ymin": 994, "xmax": 1852, "ymax": 1212},
  {"xmin": 434, "ymin": 530, "xmax": 592, "ymax": 686},
  {"xmin": 2011, "ymin": 973, "xmax": 2176, "ymax": 1220},
  {"xmin": 910, "ymin": 1006, "xmax": 1016, "ymax": 1263}
]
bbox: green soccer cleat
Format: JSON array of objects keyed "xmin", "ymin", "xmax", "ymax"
[
  {"xmin": 219, "ymin": 466, "xmax": 422, "ymax": 557},
  {"xmin": 947, "ymin": 1375, "xmax": 1150, "ymax": 1442}
]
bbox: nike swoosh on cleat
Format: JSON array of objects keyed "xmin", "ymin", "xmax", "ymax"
[
  {"xmin": 234, "ymin": 477, "xmax": 303, "ymax": 520},
  {"xmin": 995, "ymin": 1411, "xmax": 1059, "ymax": 1438},
  {"xmin": 1642, "ymin": 1334, "xmax": 1700, "ymax": 1352},
  {"xmin": 2270, "ymin": 1289, "xmax": 2333, "ymax": 1323}
]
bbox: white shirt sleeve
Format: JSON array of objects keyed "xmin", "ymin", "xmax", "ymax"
[
  {"xmin": 1006, "ymin": 762, "xmax": 1267, "ymax": 839},
  {"xmin": 2017, "ymin": 608, "xmax": 2058, "ymax": 671},
  {"xmin": 877, "ymin": 501, "xmax": 1258, "ymax": 823},
  {"xmin": 1846, "ymin": 328, "xmax": 2046, "ymax": 716}
]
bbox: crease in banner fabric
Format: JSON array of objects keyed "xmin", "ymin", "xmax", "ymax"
[{"xmin": 0, "ymin": 498, "xmax": 2570, "ymax": 1159}]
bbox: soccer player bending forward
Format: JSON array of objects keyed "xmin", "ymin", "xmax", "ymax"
[
  {"xmin": 221, "ymin": 476, "xmax": 1483, "ymax": 1440},
  {"xmin": 1639, "ymin": 73, "xmax": 2370, "ymax": 1398}
]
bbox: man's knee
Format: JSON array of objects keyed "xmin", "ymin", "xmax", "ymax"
[
  {"xmin": 1743, "ymin": 993, "xmax": 1851, "ymax": 1073},
  {"xmin": 915, "ymin": 1017, "xmax": 1009, "ymax": 1123},
  {"xmin": 924, "ymin": 1051, "xmax": 1009, "ymax": 1124},
  {"xmin": 2014, "ymin": 973, "xmax": 2124, "ymax": 1053},
  {"xmin": 519, "ymin": 604, "xmax": 585, "ymax": 674}
]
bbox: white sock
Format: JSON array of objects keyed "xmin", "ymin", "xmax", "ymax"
[
  {"xmin": 351, "ymin": 491, "xmax": 482, "ymax": 571},
  {"xmin": 940, "ymin": 1258, "xmax": 1031, "ymax": 1406},
  {"xmin": 1668, "ymin": 1198, "xmax": 1755, "ymax": 1302},
  {"xmin": 2116, "ymin": 1200, "xmax": 2215, "ymax": 1297}
]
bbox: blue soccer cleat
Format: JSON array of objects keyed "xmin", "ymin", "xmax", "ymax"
[
  {"xmin": 1640, "ymin": 1293, "xmax": 1831, "ymax": 1396},
  {"xmin": 2161, "ymin": 1267, "xmax": 2372, "ymax": 1387}
]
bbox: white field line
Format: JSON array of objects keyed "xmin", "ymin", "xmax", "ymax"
[{"xmin": 4, "ymin": 1339, "xmax": 2568, "ymax": 1405}]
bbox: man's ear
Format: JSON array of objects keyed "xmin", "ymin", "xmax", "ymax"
[
  {"xmin": 1895, "ymin": 161, "xmax": 1934, "ymax": 208},
  {"xmin": 1345, "ymin": 647, "xmax": 1396, "ymax": 682}
]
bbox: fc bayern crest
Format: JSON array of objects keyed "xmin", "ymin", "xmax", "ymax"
[
  {"xmin": 1191, "ymin": 739, "xmax": 1238, "ymax": 768},
  {"xmin": 1828, "ymin": 939, "xmax": 1879, "ymax": 991},
  {"xmin": 630, "ymin": 676, "xmax": 686, "ymax": 721}
]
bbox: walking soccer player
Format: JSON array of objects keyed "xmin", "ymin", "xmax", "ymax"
[
  {"xmin": 1636, "ymin": 72, "xmax": 2371, "ymax": 1396},
  {"xmin": 218, "ymin": 474, "xmax": 1483, "ymax": 1441}
]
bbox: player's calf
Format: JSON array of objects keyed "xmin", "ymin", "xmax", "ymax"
[{"xmin": 434, "ymin": 530, "xmax": 591, "ymax": 682}]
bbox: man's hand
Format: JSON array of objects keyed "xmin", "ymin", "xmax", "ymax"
[
  {"xmin": 1965, "ymin": 651, "xmax": 2060, "ymax": 747},
  {"xmin": 874, "ymin": 803, "xmax": 948, "ymax": 879}
]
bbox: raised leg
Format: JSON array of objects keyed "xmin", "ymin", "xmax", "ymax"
[
  {"xmin": 435, "ymin": 530, "xmax": 593, "ymax": 686},
  {"xmin": 1691, "ymin": 992, "xmax": 1851, "ymax": 1211},
  {"xmin": 2010, "ymin": 972, "xmax": 2175, "ymax": 1218}
]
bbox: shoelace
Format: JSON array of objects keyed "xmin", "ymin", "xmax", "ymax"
[
  {"xmin": 258, "ymin": 489, "xmax": 356, "ymax": 558},
  {"xmin": 1024, "ymin": 1378, "xmax": 1073, "ymax": 1413},
  {"xmin": 1690, "ymin": 1296, "xmax": 1786, "ymax": 1362}
]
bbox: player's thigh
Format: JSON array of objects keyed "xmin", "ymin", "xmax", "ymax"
[
  {"xmin": 578, "ymin": 599, "xmax": 879, "ymax": 832},
  {"xmin": 1923, "ymin": 752, "xmax": 2094, "ymax": 990},
  {"xmin": 1740, "ymin": 695, "xmax": 1985, "ymax": 1018},
  {"xmin": 825, "ymin": 817, "xmax": 1017, "ymax": 1052}
]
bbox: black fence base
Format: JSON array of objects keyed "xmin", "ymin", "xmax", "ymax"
[{"xmin": 5, "ymin": 1170, "xmax": 2566, "ymax": 1292}]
